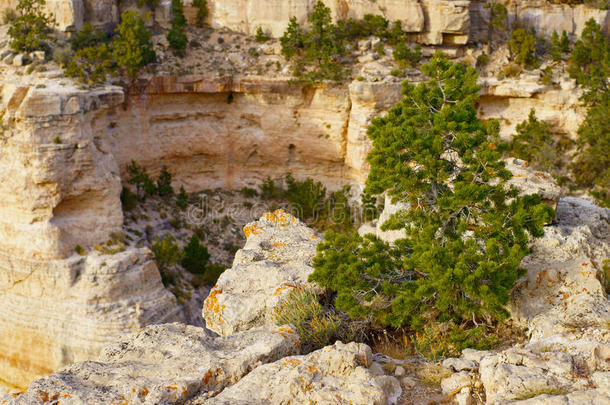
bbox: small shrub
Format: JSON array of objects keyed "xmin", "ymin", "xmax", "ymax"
[
  {"xmin": 3, "ymin": 8, "xmax": 17, "ymax": 24},
  {"xmin": 192, "ymin": 0, "xmax": 208, "ymax": 27},
  {"xmin": 393, "ymin": 42, "xmax": 421, "ymax": 68},
  {"xmin": 120, "ymin": 186, "xmax": 138, "ymax": 211},
  {"xmin": 541, "ymin": 66, "xmax": 553, "ymax": 85},
  {"xmin": 501, "ymin": 62, "xmax": 522, "ymax": 78},
  {"xmin": 274, "ymin": 287, "xmax": 344, "ymax": 353},
  {"xmin": 509, "ymin": 28, "xmax": 539, "ymax": 68},
  {"xmin": 259, "ymin": 177, "xmax": 285, "ymax": 200},
  {"xmin": 52, "ymin": 45, "xmax": 71, "ymax": 66},
  {"xmin": 157, "ymin": 165, "xmax": 174, "ymax": 196},
  {"xmin": 418, "ymin": 364, "xmax": 451, "ymax": 387},
  {"xmin": 126, "ymin": 160, "xmax": 156, "ymax": 199},
  {"xmin": 412, "ymin": 322, "xmax": 499, "ymax": 361},
  {"xmin": 151, "ymin": 234, "xmax": 182, "ymax": 286},
  {"xmin": 248, "ymin": 47, "xmax": 259, "ymax": 57},
  {"xmin": 375, "ymin": 42, "xmax": 385, "ymax": 56},
  {"xmin": 476, "ymin": 53, "xmax": 489, "ymax": 68},
  {"xmin": 8, "ymin": 0, "xmax": 55, "ymax": 53},
  {"xmin": 240, "ymin": 186, "xmax": 258, "ymax": 198},
  {"xmin": 70, "ymin": 23, "xmax": 107, "ymax": 51},
  {"xmin": 176, "ymin": 186, "xmax": 188, "ymax": 210},
  {"xmin": 202, "ymin": 263, "xmax": 226, "ymax": 284},
  {"xmin": 602, "ymin": 259, "xmax": 610, "ymax": 294},
  {"xmin": 390, "ymin": 68, "xmax": 403, "ymax": 77},
  {"xmin": 65, "ymin": 43, "xmax": 114, "ymax": 85},
  {"xmin": 254, "ymin": 27, "xmax": 270, "ymax": 43},
  {"xmin": 113, "ymin": 11, "xmax": 155, "ymax": 80},
  {"xmin": 181, "ymin": 235, "xmax": 210, "ymax": 274},
  {"xmin": 167, "ymin": 0, "xmax": 187, "ymax": 57},
  {"xmin": 74, "ymin": 244, "xmax": 85, "ymax": 255}
]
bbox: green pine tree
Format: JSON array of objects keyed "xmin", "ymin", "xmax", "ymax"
[
  {"xmin": 8, "ymin": 0, "xmax": 55, "ymax": 53},
  {"xmin": 192, "ymin": 0, "xmax": 208, "ymax": 27},
  {"xmin": 167, "ymin": 0, "xmax": 187, "ymax": 57},
  {"xmin": 181, "ymin": 235, "xmax": 210, "ymax": 274},
  {"xmin": 113, "ymin": 11, "xmax": 156, "ymax": 80},
  {"xmin": 176, "ymin": 185, "xmax": 188, "ymax": 210},
  {"xmin": 511, "ymin": 109, "xmax": 559, "ymax": 174},
  {"xmin": 310, "ymin": 54, "xmax": 553, "ymax": 343},
  {"xmin": 509, "ymin": 28, "xmax": 539, "ymax": 68},
  {"xmin": 157, "ymin": 165, "xmax": 174, "ymax": 196}
]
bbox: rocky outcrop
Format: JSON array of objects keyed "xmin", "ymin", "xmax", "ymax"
[
  {"xmin": 1, "ymin": 323, "xmax": 300, "ymax": 404},
  {"xmin": 438, "ymin": 197, "xmax": 610, "ymax": 404},
  {"xmin": 203, "ymin": 210, "xmax": 319, "ymax": 336},
  {"xmin": 511, "ymin": 197, "xmax": 610, "ymax": 342},
  {"xmin": 200, "ymin": 341, "xmax": 402, "ymax": 405},
  {"xmin": 0, "ymin": 248, "xmax": 181, "ymax": 391}
]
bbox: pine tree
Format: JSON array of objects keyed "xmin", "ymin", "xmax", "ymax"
[
  {"xmin": 126, "ymin": 160, "xmax": 156, "ymax": 199},
  {"xmin": 509, "ymin": 28, "xmax": 539, "ymax": 68},
  {"xmin": 157, "ymin": 165, "xmax": 174, "ymax": 196},
  {"xmin": 280, "ymin": 16, "xmax": 305, "ymax": 60},
  {"xmin": 550, "ymin": 31, "xmax": 562, "ymax": 62},
  {"xmin": 311, "ymin": 54, "xmax": 553, "ymax": 340},
  {"xmin": 304, "ymin": 1, "xmax": 339, "ymax": 65},
  {"xmin": 511, "ymin": 109, "xmax": 558, "ymax": 173},
  {"xmin": 167, "ymin": 0, "xmax": 187, "ymax": 57},
  {"xmin": 181, "ymin": 235, "xmax": 210, "ymax": 274},
  {"xmin": 192, "ymin": 0, "xmax": 207, "ymax": 27},
  {"xmin": 113, "ymin": 11, "xmax": 156, "ymax": 80},
  {"xmin": 176, "ymin": 185, "xmax": 188, "ymax": 210},
  {"xmin": 568, "ymin": 18, "xmax": 609, "ymax": 104},
  {"xmin": 484, "ymin": 2, "xmax": 507, "ymax": 50},
  {"xmin": 8, "ymin": 0, "xmax": 55, "ymax": 53}
]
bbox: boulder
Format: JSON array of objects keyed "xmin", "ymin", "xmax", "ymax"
[
  {"xmin": 198, "ymin": 341, "xmax": 402, "ymax": 404},
  {"xmin": 504, "ymin": 158, "xmax": 561, "ymax": 207},
  {"xmin": 2, "ymin": 323, "xmax": 300, "ymax": 404},
  {"xmin": 510, "ymin": 198, "xmax": 610, "ymax": 341},
  {"xmin": 203, "ymin": 210, "xmax": 320, "ymax": 336}
]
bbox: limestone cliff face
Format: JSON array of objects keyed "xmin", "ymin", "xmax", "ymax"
[{"xmin": 108, "ymin": 76, "xmax": 402, "ymax": 192}]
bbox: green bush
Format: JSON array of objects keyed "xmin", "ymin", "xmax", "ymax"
[
  {"xmin": 3, "ymin": 8, "xmax": 17, "ymax": 24},
  {"xmin": 509, "ymin": 28, "xmax": 539, "ymax": 68},
  {"xmin": 202, "ymin": 263, "xmax": 226, "ymax": 285},
  {"xmin": 113, "ymin": 11, "xmax": 155, "ymax": 79},
  {"xmin": 176, "ymin": 186, "xmax": 188, "ymax": 209},
  {"xmin": 70, "ymin": 23, "xmax": 107, "ymax": 51},
  {"xmin": 476, "ymin": 53, "xmax": 489, "ymax": 68},
  {"xmin": 65, "ymin": 43, "xmax": 114, "ymax": 85},
  {"xmin": 8, "ymin": 0, "xmax": 55, "ymax": 53},
  {"xmin": 412, "ymin": 322, "xmax": 499, "ymax": 361},
  {"xmin": 151, "ymin": 234, "xmax": 182, "ymax": 286},
  {"xmin": 120, "ymin": 186, "xmax": 138, "ymax": 211},
  {"xmin": 484, "ymin": 2, "xmax": 508, "ymax": 49},
  {"xmin": 568, "ymin": 19, "xmax": 610, "ymax": 206},
  {"xmin": 157, "ymin": 165, "xmax": 174, "ymax": 196},
  {"xmin": 259, "ymin": 177, "xmax": 286, "ymax": 200},
  {"xmin": 511, "ymin": 109, "xmax": 569, "ymax": 177},
  {"xmin": 192, "ymin": 0, "xmax": 208, "ymax": 27},
  {"xmin": 393, "ymin": 42, "xmax": 421, "ymax": 68},
  {"xmin": 550, "ymin": 30, "xmax": 571, "ymax": 62},
  {"xmin": 126, "ymin": 160, "xmax": 157, "ymax": 199},
  {"xmin": 310, "ymin": 55, "xmax": 553, "ymax": 344},
  {"xmin": 255, "ymin": 27, "xmax": 270, "ymax": 42},
  {"xmin": 167, "ymin": 0, "xmax": 187, "ymax": 57},
  {"xmin": 274, "ymin": 287, "xmax": 344, "ymax": 353},
  {"xmin": 74, "ymin": 244, "xmax": 86, "ymax": 255},
  {"xmin": 181, "ymin": 235, "xmax": 210, "ymax": 274}
]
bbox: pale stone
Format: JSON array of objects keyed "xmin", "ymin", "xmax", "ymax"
[
  {"xmin": 394, "ymin": 365, "xmax": 406, "ymax": 377},
  {"xmin": 203, "ymin": 210, "xmax": 320, "ymax": 336},
  {"xmin": 510, "ymin": 198, "xmax": 610, "ymax": 342},
  {"xmin": 442, "ymin": 358, "xmax": 478, "ymax": 372},
  {"xmin": 199, "ymin": 341, "xmax": 402, "ymax": 405},
  {"xmin": 503, "ymin": 158, "xmax": 561, "ymax": 206},
  {"xmin": 2, "ymin": 324, "xmax": 300, "ymax": 404},
  {"xmin": 441, "ymin": 371, "xmax": 472, "ymax": 396}
]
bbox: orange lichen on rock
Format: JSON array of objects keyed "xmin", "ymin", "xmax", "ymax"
[
  {"xmin": 273, "ymin": 283, "xmax": 297, "ymax": 296},
  {"xmin": 282, "ymin": 358, "xmax": 302, "ymax": 367},
  {"xmin": 243, "ymin": 223, "xmax": 264, "ymax": 238},
  {"xmin": 274, "ymin": 326, "xmax": 301, "ymax": 349},
  {"xmin": 263, "ymin": 209, "xmax": 297, "ymax": 226},
  {"xmin": 204, "ymin": 287, "xmax": 226, "ymax": 314}
]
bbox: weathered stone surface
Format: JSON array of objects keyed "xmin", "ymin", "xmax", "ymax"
[
  {"xmin": 1, "ymin": 323, "xmax": 299, "ymax": 404},
  {"xmin": 418, "ymin": 0, "xmax": 471, "ymax": 45},
  {"xmin": 510, "ymin": 197, "xmax": 610, "ymax": 342},
  {"xmin": 0, "ymin": 248, "xmax": 182, "ymax": 391},
  {"xmin": 504, "ymin": 158, "xmax": 561, "ymax": 206},
  {"xmin": 203, "ymin": 210, "xmax": 319, "ymax": 336},
  {"xmin": 199, "ymin": 341, "xmax": 401, "ymax": 405},
  {"xmin": 205, "ymin": 0, "xmax": 424, "ymax": 38}
]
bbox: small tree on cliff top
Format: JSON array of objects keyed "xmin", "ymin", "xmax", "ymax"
[
  {"xmin": 113, "ymin": 11, "xmax": 155, "ymax": 80},
  {"xmin": 310, "ymin": 54, "xmax": 553, "ymax": 348}
]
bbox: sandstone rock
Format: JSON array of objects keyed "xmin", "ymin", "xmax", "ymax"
[
  {"xmin": 199, "ymin": 341, "xmax": 402, "ymax": 404},
  {"xmin": 418, "ymin": 0, "xmax": 471, "ymax": 45},
  {"xmin": 461, "ymin": 348, "xmax": 492, "ymax": 364},
  {"xmin": 505, "ymin": 390, "xmax": 610, "ymax": 405},
  {"xmin": 510, "ymin": 198, "xmax": 610, "ymax": 342},
  {"xmin": 0, "ymin": 248, "xmax": 181, "ymax": 390},
  {"xmin": 441, "ymin": 371, "xmax": 472, "ymax": 396},
  {"xmin": 479, "ymin": 348, "xmax": 586, "ymax": 403},
  {"xmin": 503, "ymin": 158, "xmax": 561, "ymax": 206},
  {"xmin": 2, "ymin": 323, "xmax": 299, "ymax": 404},
  {"xmin": 442, "ymin": 358, "xmax": 478, "ymax": 372},
  {"xmin": 203, "ymin": 210, "xmax": 320, "ymax": 336}
]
